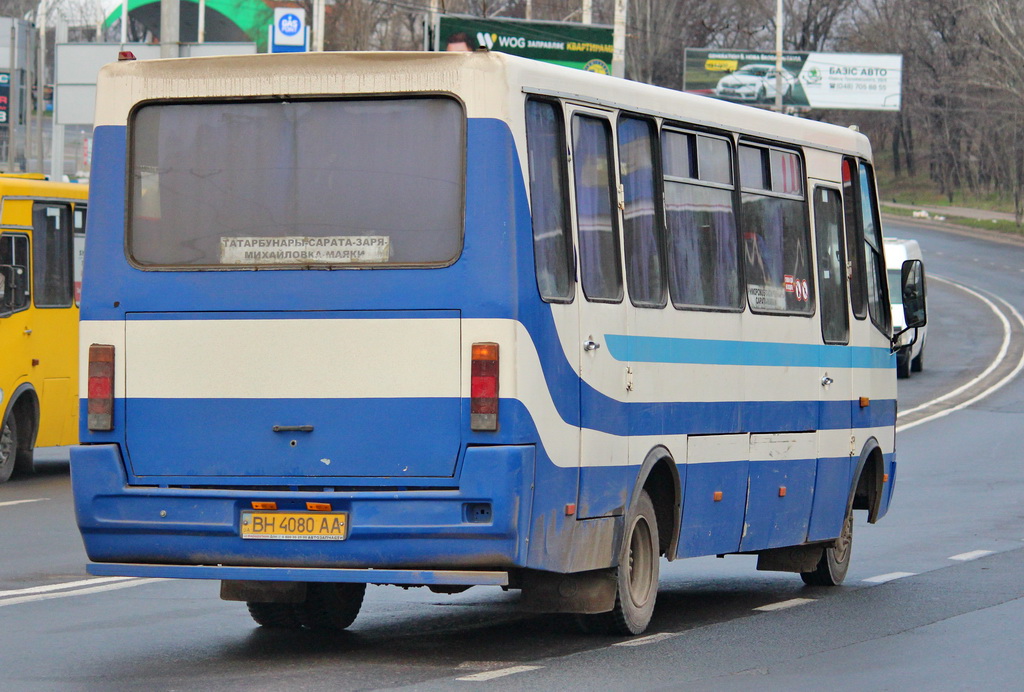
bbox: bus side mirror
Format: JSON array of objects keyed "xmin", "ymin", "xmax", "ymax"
[
  {"xmin": 0, "ymin": 265, "xmax": 12, "ymax": 311},
  {"xmin": 901, "ymin": 259, "xmax": 927, "ymax": 329},
  {"xmin": 0, "ymin": 264, "xmax": 26, "ymax": 313},
  {"xmin": 891, "ymin": 259, "xmax": 926, "ymax": 353}
]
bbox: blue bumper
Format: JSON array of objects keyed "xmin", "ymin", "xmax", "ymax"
[{"xmin": 71, "ymin": 444, "xmax": 536, "ymax": 578}]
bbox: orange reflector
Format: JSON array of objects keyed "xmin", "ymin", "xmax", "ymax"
[
  {"xmin": 883, "ymin": 473, "xmax": 889, "ymax": 483},
  {"xmin": 778, "ymin": 486, "xmax": 787, "ymax": 497},
  {"xmin": 251, "ymin": 501, "xmax": 277, "ymax": 510},
  {"xmin": 713, "ymin": 491, "xmax": 723, "ymax": 502},
  {"xmin": 472, "ymin": 342, "xmax": 499, "ymax": 360},
  {"xmin": 860, "ymin": 396, "xmax": 870, "ymax": 408},
  {"xmin": 564, "ymin": 503, "xmax": 576, "ymax": 516},
  {"xmin": 306, "ymin": 502, "xmax": 332, "ymax": 511}
]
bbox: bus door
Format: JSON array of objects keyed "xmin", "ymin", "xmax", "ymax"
[
  {"xmin": 0, "ymin": 232, "xmax": 31, "ymax": 400},
  {"xmin": 809, "ymin": 184, "xmax": 854, "ymax": 540},
  {"xmin": 567, "ymin": 108, "xmax": 630, "ymax": 519},
  {"xmin": 28, "ymin": 202, "xmax": 77, "ymax": 445}
]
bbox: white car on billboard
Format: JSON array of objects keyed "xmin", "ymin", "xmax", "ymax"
[{"xmin": 713, "ymin": 64, "xmax": 797, "ymax": 103}]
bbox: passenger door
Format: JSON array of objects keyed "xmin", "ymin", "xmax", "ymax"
[
  {"xmin": 809, "ymin": 185, "xmax": 855, "ymax": 541},
  {"xmin": 567, "ymin": 107, "xmax": 630, "ymax": 518}
]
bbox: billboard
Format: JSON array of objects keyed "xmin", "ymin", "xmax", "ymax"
[
  {"xmin": 684, "ymin": 49, "xmax": 903, "ymax": 111},
  {"xmin": 435, "ymin": 15, "xmax": 614, "ymax": 74}
]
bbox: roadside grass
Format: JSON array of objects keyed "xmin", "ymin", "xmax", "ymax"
[
  {"xmin": 874, "ymin": 165, "xmax": 1018, "ymax": 214},
  {"xmin": 880, "ymin": 203, "xmax": 1024, "ymax": 237}
]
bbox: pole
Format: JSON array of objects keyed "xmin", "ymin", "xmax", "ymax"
[
  {"xmin": 198, "ymin": 0, "xmax": 205, "ymax": 43},
  {"xmin": 7, "ymin": 25, "xmax": 15, "ymax": 172},
  {"xmin": 313, "ymin": 0, "xmax": 325, "ymax": 51},
  {"xmin": 774, "ymin": 0, "xmax": 784, "ymax": 112},
  {"xmin": 36, "ymin": 0, "xmax": 46, "ymax": 174},
  {"xmin": 583, "ymin": 0, "xmax": 592, "ymax": 24},
  {"xmin": 612, "ymin": 0, "xmax": 627, "ymax": 78},
  {"xmin": 159, "ymin": 0, "xmax": 179, "ymax": 59},
  {"xmin": 49, "ymin": 15, "xmax": 64, "ymax": 180},
  {"xmin": 120, "ymin": 0, "xmax": 128, "ymax": 44}
]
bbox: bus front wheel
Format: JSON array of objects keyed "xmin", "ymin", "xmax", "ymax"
[
  {"xmin": 0, "ymin": 416, "xmax": 17, "ymax": 484},
  {"xmin": 801, "ymin": 508, "xmax": 853, "ymax": 586},
  {"xmin": 577, "ymin": 490, "xmax": 660, "ymax": 635}
]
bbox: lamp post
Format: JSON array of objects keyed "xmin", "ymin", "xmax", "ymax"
[{"xmin": 774, "ymin": 0, "xmax": 784, "ymax": 112}]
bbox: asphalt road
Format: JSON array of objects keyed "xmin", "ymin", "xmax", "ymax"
[{"xmin": 1, "ymin": 217, "xmax": 1022, "ymax": 691}]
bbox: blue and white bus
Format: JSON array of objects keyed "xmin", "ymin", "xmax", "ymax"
[{"xmin": 72, "ymin": 51, "xmax": 925, "ymax": 635}]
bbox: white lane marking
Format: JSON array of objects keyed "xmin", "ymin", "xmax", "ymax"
[
  {"xmin": 0, "ymin": 576, "xmax": 135, "ymax": 598},
  {"xmin": 753, "ymin": 597, "xmax": 815, "ymax": 612},
  {"xmin": 456, "ymin": 665, "xmax": 543, "ymax": 682},
  {"xmin": 899, "ymin": 276, "xmax": 1010, "ymax": 419},
  {"xmin": 862, "ymin": 572, "xmax": 916, "ymax": 583},
  {"xmin": 0, "ymin": 578, "xmax": 166, "ymax": 607},
  {"xmin": 949, "ymin": 550, "xmax": 994, "ymax": 562},
  {"xmin": 0, "ymin": 498, "xmax": 49, "ymax": 508},
  {"xmin": 612, "ymin": 632, "xmax": 682, "ymax": 647},
  {"xmin": 899, "ymin": 284, "xmax": 1024, "ymax": 433}
]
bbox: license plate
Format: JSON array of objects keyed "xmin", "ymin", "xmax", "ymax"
[{"xmin": 240, "ymin": 511, "xmax": 348, "ymax": 540}]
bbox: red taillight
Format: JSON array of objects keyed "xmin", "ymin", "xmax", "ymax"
[
  {"xmin": 471, "ymin": 342, "xmax": 499, "ymax": 431},
  {"xmin": 88, "ymin": 344, "xmax": 115, "ymax": 431}
]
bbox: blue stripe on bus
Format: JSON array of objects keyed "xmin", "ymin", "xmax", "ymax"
[{"xmin": 604, "ymin": 334, "xmax": 894, "ymax": 369}]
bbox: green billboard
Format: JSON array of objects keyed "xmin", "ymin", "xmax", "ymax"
[{"xmin": 435, "ymin": 15, "xmax": 614, "ymax": 74}]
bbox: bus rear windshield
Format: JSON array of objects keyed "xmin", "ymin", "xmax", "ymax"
[{"xmin": 128, "ymin": 97, "xmax": 465, "ymax": 268}]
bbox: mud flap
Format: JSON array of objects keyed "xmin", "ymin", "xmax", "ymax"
[{"xmin": 518, "ymin": 568, "xmax": 617, "ymax": 614}]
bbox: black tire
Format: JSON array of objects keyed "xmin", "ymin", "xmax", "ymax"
[
  {"xmin": 246, "ymin": 602, "xmax": 303, "ymax": 629},
  {"xmin": 801, "ymin": 508, "xmax": 853, "ymax": 586},
  {"xmin": 911, "ymin": 347, "xmax": 924, "ymax": 373},
  {"xmin": 0, "ymin": 416, "xmax": 17, "ymax": 484},
  {"xmin": 577, "ymin": 491, "xmax": 660, "ymax": 635},
  {"xmin": 294, "ymin": 583, "xmax": 365, "ymax": 631},
  {"xmin": 896, "ymin": 350, "xmax": 911, "ymax": 379}
]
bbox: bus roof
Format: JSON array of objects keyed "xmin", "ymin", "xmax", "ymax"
[
  {"xmin": 94, "ymin": 51, "xmax": 872, "ymax": 159},
  {"xmin": 0, "ymin": 174, "xmax": 87, "ymax": 199}
]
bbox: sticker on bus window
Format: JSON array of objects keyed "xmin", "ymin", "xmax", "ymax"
[
  {"xmin": 219, "ymin": 236, "xmax": 391, "ymax": 264},
  {"xmin": 747, "ymin": 284, "xmax": 788, "ymax": 310}
]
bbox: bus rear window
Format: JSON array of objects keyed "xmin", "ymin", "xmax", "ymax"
[{"xmin": 128, "ymin": 97, "xmax": 465, "ymax": 268}]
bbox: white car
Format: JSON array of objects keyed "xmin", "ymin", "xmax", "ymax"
[
  {"xmin": 884, "ymin": 237, "xmax": 927, "ymax": 379},
  {"xmin": 714, "ymin": 64, "xmax": 797, "ymax": 103}
]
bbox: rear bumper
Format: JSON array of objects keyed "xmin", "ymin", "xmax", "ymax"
[
  {"xmin": 71, "ymin": 443, "xmax": 535, "ymax": 574},
  {"xmin": 87, "ymin": 562, "xmax": 509, "ymax": 586}
]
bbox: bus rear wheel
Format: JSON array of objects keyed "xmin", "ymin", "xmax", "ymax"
[
  {"xmin": 577, "ymin": 490, "xmax": 660, "ymax": 635},
  {"xmin": 246, "ymin": 602, "xmax": 303, "ymax": 629},
  {"xmin": 801, "ymin": 508, "xmax": 853, "ymax": 586},
  {"xmin": 0, "ymin": 416, "xmax": 17, "ymax": 484},
  {"xmin": 294, "ymin": 583, "xmax": 366, "ymax": 631}
]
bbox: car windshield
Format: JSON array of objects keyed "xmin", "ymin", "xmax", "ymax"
[
  {"xmin": 888, "ymin": 269, "xmax": 902, "ymax": 305},
  {"xmin": 738, "ymin": 66, "xmax": 770, "ymax": 76}
]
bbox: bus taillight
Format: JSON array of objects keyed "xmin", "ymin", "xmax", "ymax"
[
  {"xmin": 471, "ymin": 342, "xmax": 499, "ymax": 431},
  {"xmin": 87, "ymin": 344, "xmax": 115, "ymax": 431}
]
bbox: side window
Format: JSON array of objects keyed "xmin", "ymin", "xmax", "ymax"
[
  {"xmin": 572, "ymin": 114, "xmax": 623, "ymax": 303},
  {"xmin": 0, "ymin": 234, "xmax": 31, "ymax": 312},
  {"xmin": 859, "ymin": 162, "xmax": 890, "ymax": 334},
  {"xmin": 740, "ymin": 143, "xmax": 813, "ymax": 314},
  {"xmin": 813, "ymin": 187, "xmax": 849, "ymax": 344},
  {"xmin": 32, "ymin": 202, "xmax": 74, "ymax": 308},
  {"xmin": 662, "ymin": 129, "xmax": 741, "ymax": 310},
  {"xmin": 842, "ymin": 157, "xmax": 867, "ymax": 319},
  {"xmin": 618, "ymin": 116, "xmax": 665, "ymax": 307},
  {"xmin": 526, "ymin": 100, "xmax": 574, "ymax": 302}
]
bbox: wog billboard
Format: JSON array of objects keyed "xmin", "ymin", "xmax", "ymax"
[
  {"xmin": 435, "ymin": 15, "xmax": 614, "ymax": 74},
  {"xmin": 684, "ymin": 49, "xmax": 903, "ymax": 111}
]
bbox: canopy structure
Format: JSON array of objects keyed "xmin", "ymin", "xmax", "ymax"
[{"xmin": 103, "ymin": 0, "xmax": 273, "ymax": 43}]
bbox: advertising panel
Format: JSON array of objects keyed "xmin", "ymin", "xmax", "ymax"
[
  {"xmin": 684, "ymin": 49, "xmax": 902, "ymax": 111},
  {"xmin": 436, "ymin": 15, "xmax": 614, "ymax": 74}
]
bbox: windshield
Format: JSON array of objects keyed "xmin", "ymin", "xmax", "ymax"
[
  {"xmin": 888, "ymin": 269, "xmax": 902, "ymax": 305},
  {"xmin": 129, "ymin": 97, "xmax": 465, "ymax": 268},
  {"xmin": 738, "ymin": 66, "xmax": 770, "ymax": 76}
]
